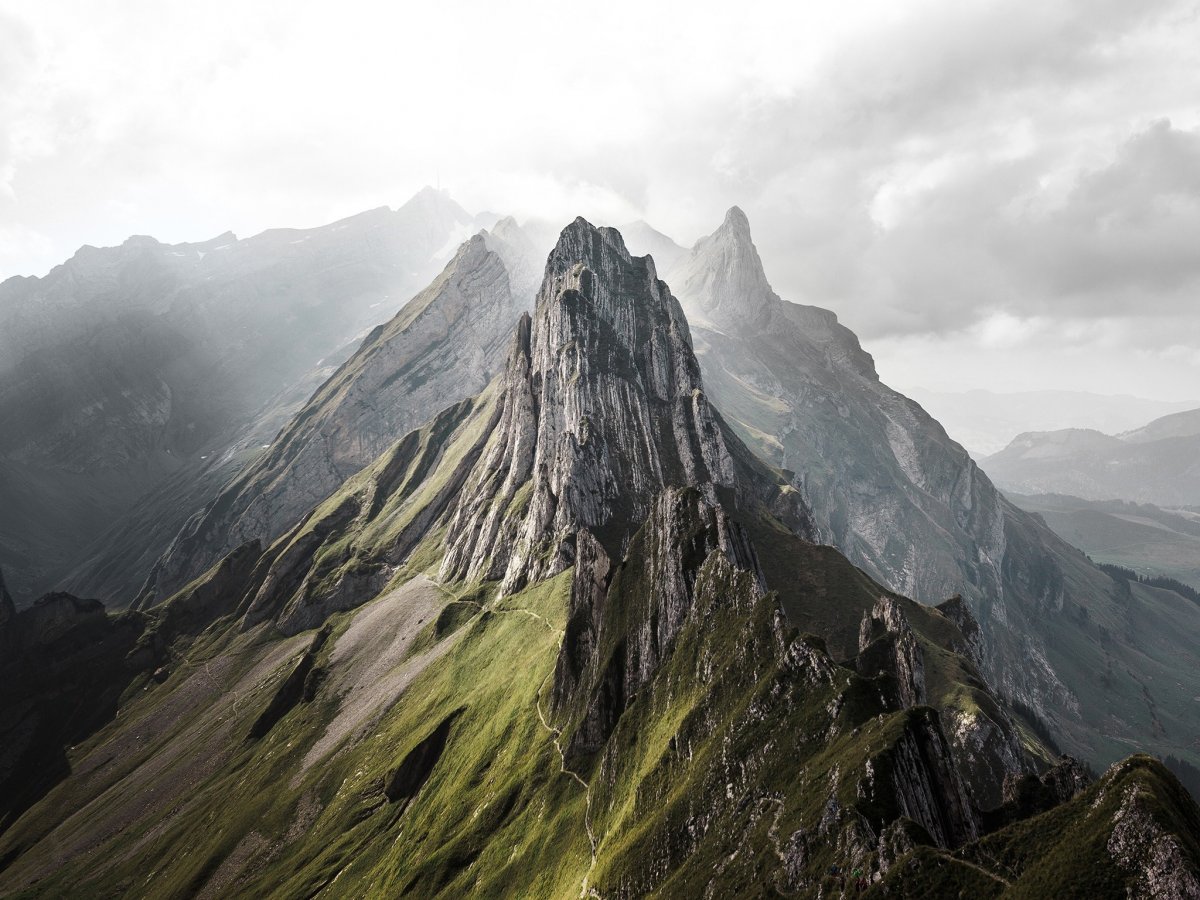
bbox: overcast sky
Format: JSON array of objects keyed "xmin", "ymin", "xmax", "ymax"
[{"xmin": 2, "ymin": 0, "xmax": 1199, "ymax": 400}]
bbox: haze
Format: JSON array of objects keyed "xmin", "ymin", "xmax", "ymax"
[{"xmin": 2, "ymin": 0, "xmax": 1199, "ymax": 401}]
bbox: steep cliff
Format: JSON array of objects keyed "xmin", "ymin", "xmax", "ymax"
[
  {"xmin": 667, "ymin": 208, "xmax": 1200, "ymax": 776},
  {"xmin": 439, "ymin": 219, "xmax": 740, "ymax": 595}
]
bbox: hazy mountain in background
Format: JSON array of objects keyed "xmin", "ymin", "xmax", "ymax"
[
  {"xmin": 665, "ymin": 207, "xmax": 1200, "ymax": 772},
  {"xmin": 983, "ymin": 408, "xmax": 1200, "ymax": 505},
  {"xmin": 0, "ymin": 188, "xmax": 489, "ymax": 606},
  {"xmin": 1007, "ymin": 492, "xmax": 1200, "ymax": 591},
  {"xmin": 138, "ymin": 224, "xmax": 540, "ymax": 606},
  {"xmin": 618, "ymin": 219, "xmax": 687, "ymax": 271},
  {"xmin": 6, "ymin": 218, "xmax": 1195, "ymax": 898},
  {"xmin": 908, "ymin": 388, "xmax": 1196, "ymax": 457}
]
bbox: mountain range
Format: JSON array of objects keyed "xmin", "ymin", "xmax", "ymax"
[
  {"xmin": 983, "ymin": 408, "xmax": 1200, "ymax": 506},
  {"xmin": 0, "ymin": 205, "xmax": 1197, "ymax": 896},
  {"xmin": 908, "ymin": 389, "xmax": 1195, "ymax": 458},
  {"xmin": 0, "ymin": 188, "xmax": 492, "ymax": 605}
]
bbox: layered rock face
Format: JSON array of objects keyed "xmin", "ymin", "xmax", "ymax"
[
  {"xmin": 7, "ymin": 218, "xmax": 1198, "ymax": 897},
  {"xmin": 439, "ymin": 219, "xmax": 736, "ymax": 595},
  {"xmin": 857, "ymin": 596, "xmax": 928, "ymax": 709},
  {"xmin": 144, "ymin": 233, "xmax": 530, "ymax": 605},
  {"xmin": 667, "ymin": 209, "xmax": 1200, "ymax": 770},
  {"xmin": 554, "ymin": 486, "xmax": 766, "ymax": 755}
]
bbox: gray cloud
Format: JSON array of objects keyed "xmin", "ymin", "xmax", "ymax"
[{"xmin": 0, "ymin": 0, "xmax": 1197, "ymax": 399}]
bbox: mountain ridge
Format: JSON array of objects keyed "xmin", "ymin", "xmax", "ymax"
[
  {"xmin": 0, "ymin": 213, "xmax": 1196, "ymax": 897},
  {"xmin": 666, "ymin": 207, "xmax": 1200, "ymax": 776},
  {"xmin": 984, "ymin": 407, "xmax": 1200, "ymax": 505}
]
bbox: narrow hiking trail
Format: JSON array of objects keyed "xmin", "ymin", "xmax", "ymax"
[
  {"xmin": 536, "ymin": 671, "xmax": 600, "ymax": 898},
  {"xmin": 435, "ymin": 578, "xmax": 600, "ymax": 896}
]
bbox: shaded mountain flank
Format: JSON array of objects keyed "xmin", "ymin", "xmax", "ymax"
[
  {"xmin": 983, "ymin": 408, "xmax": 1200, "ymax": 506},
  {"xmin": 136, "ymin": 223, "xmax": 541, "ymax": 608},
  {"xmin": 664, "ymin": 207, "xmax": 1200, "ymax": 775},
  {"xmin": 0, "ymin": 188, "xmax": 491, "ymax": 606},
  {"xmin": 1, "ymin": 219, "xmax": 1197, "ymax": 899}
]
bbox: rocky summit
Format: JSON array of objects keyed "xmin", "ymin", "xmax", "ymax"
[
  {"xmin": 0, "ymin": 217, "xmax": 1196, "ymax": 899},
  {"xmin": 667, "ymin": 208, "xmax": 1200, "ymax": 778}
]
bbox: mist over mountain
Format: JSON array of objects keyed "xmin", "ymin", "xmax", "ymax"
[
  {"xmin": 0, "ymin": 188, "xmax": 491, "ymax": 605},
  {"xmin": 662, "ymin": 207, "xmax": 1200, "ymax": 775},
  {"xmin": 983, "ymin": 408, "xmax": 1200, "ymax": 506},
  {"xmin": 908, "ymin": 389, "xmax": 1196, "ymax": 458},
  {"xmin": 5, "ymin": 0, "xmax": 1200, "ymax": 892}
]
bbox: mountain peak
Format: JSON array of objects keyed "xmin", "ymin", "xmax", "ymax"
[
  {"xmin": 721, "ymin": 205, "xmax": 750, "ymax": 232},
  {"xmin": 667, "ymin": 206, "xmax": 777, "ymax": 333},
  {"xmin": 396, "ymin": 185, "xmax": 472, "ymax": 225},
  {"xmin": 439, "ymin": 215, "xmax": 736, "ymax": 594}
]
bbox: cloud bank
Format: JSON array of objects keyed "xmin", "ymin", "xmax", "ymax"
[{"xmin": 1, "ymin": 0, "xmax": 1197, "ymax": 399}]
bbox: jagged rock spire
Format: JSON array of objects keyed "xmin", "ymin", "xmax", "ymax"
[
  {"xmin": 666, "ymin": 205, "xmax": 779, "ymax": 333},
  {"xmin": 439, "ymin": 217, "xmax": 735, "ymax": 595}
]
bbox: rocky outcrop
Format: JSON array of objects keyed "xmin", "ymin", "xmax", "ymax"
[
  {"xmin": 857, "ymin": 596, "xmax": 926, "ymax": 709},
  {"xmin": 665, "ymin": 206, "xmax": 776, "ymax": 333},
  {"xmin": 1107, "ymin": 770, "xmax": 1200, "ymax": 899},
  {"xmin": 935, "ymin": 594, "xmax": 984, "ymax": 669},
  {"xmin": 667, "ymin": 207, "xmax": 1007, "ymax": 632},
  {"xmin": 439, "ymin": 219, "xmax": 736, "ymax": 595},
  {"xmin": 992, "ymin": 754, "xmax": 1092, "ymax": 828},
  {"xmin": 876, "ymin": 708, "xmax": 980, "ymax": 848},
  {"xmin": 555, "ymin": 487, "xmax": 766, "ymax": 755},
  {"xmin": 943, "ymin": 703, "xmax": 1030, "ymax": 813}
]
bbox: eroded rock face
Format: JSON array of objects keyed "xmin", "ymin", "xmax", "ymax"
[
  {"xmin": 555, "ymin": 487, "xmax": 766, "ymax": 754},
  {"xmin": 668, "ymin": 207, "xmax": 1007, "ymax": 631},
  {"xmin": 1039, "ymin": 754, "xmax": 1092, "ymax": 804},
  {"xmin": 935, "ymin": 594, "xmax": 984, "ymax": 669},
  {"xmin": 881, "ymin": 709, "xmax": 980, "ymax": 848},
  {"xmin": 857, "ymin": 596, "xmax": 927, "ymax": 709},
  {"xmin": 1108, "ymin": 782, "xmax": 1200, "ymax": 899},
  {"xmin": 666, "ymin": 207, "xmax": 1200, "ymax": 767},
  {"xmin": 439, "ymin": 219, "xmax": 735, "ymax": 595},
  {"xmin": 996, "ymin": 754, "xmax": 1092, "ymax": 825}
]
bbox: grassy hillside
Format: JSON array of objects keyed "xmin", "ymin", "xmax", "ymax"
[{"xmin": 1009, "ymin": 492, "xmax": 1200, "ymax": 592}]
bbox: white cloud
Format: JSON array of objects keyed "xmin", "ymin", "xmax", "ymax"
[{"xmin": 0, "ymin": 0, "xmax": 1198, "ymax": 401}]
